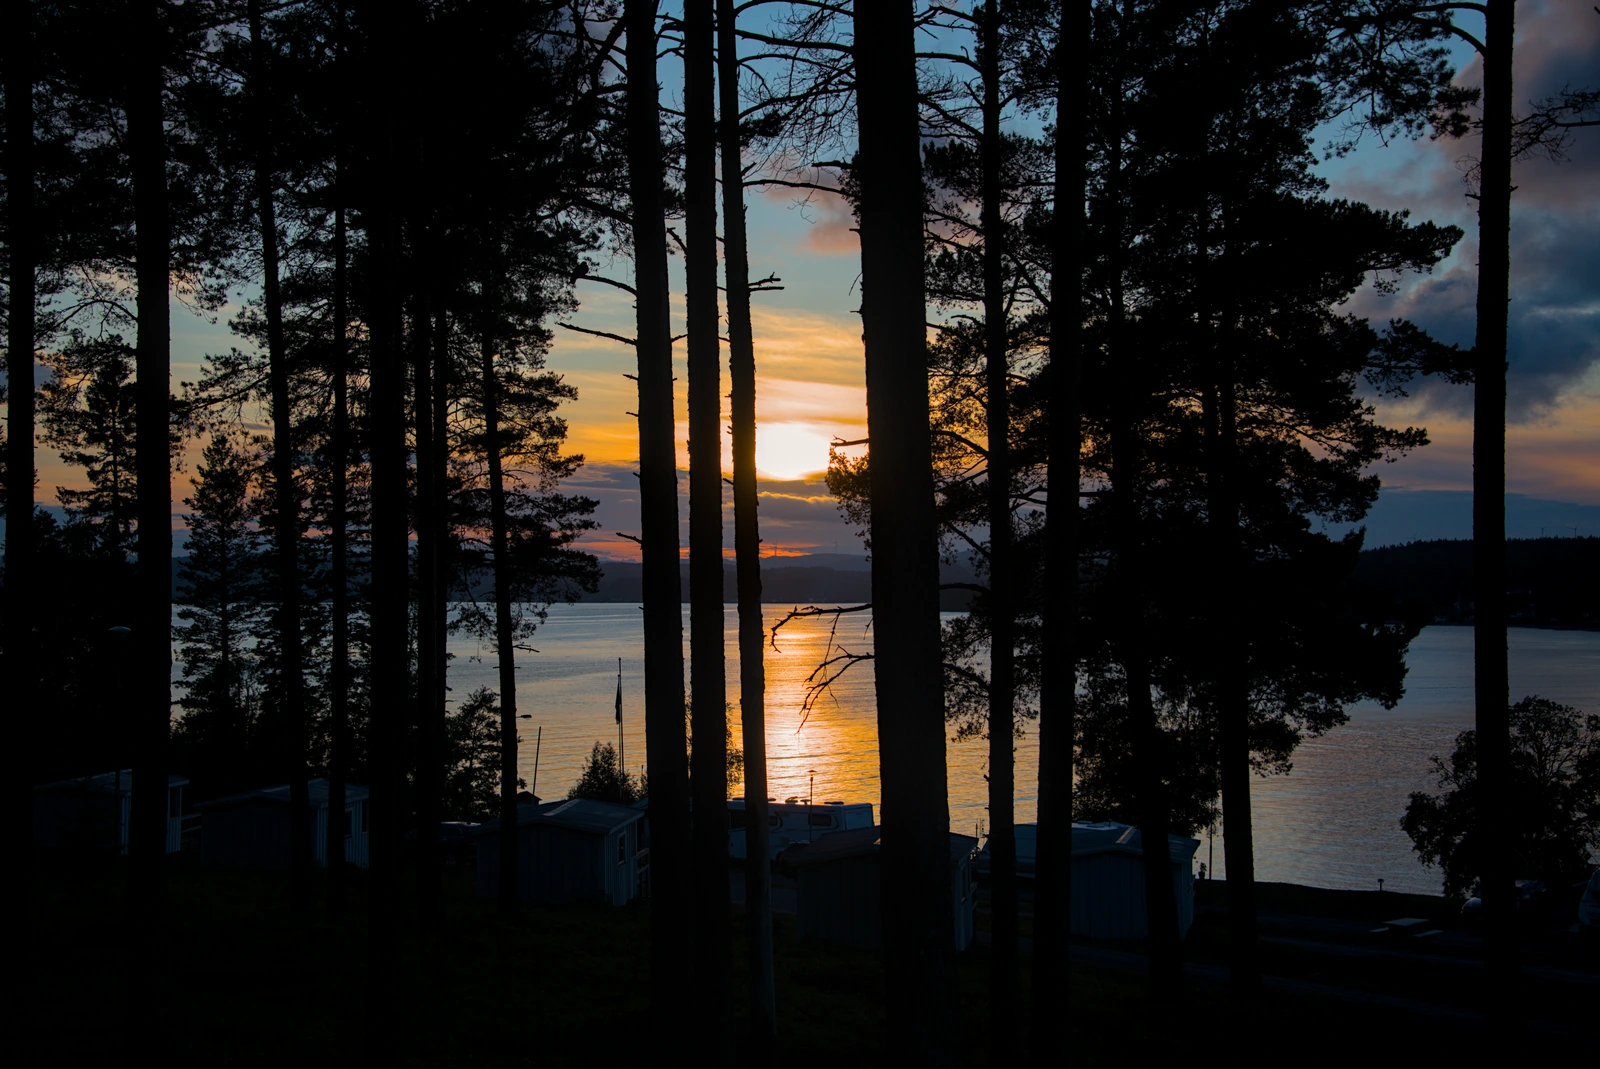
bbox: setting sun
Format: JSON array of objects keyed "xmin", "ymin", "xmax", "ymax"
[{"xmin": 754, "ymin": 421, "xmax": 836, "ymax": 481}]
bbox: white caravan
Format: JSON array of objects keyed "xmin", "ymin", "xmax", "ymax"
[{"xmin": 727, "ymin": 798, "xmax": 875, "ymax": 860}]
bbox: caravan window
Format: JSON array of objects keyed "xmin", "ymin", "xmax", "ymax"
[{"xmin": 808, "ymin": 814, "xmax": 835, "ymax": 828}]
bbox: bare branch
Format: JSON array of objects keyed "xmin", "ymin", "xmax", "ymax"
[{"xmin": 557, "ymin": 322, "xmax": 637, "ymax": 347}]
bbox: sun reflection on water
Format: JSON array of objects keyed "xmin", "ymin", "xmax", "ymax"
[{"xmin": 443, "ymin": 602, "xmax": 1034, "ymax": 836}]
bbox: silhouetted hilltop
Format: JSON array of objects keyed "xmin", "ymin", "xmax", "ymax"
[
  {"xmin": 173, "ymin": 539, "xmax": 1593, "ymax": 625},
  {"xmin": 589, "ymin": 556, "xmax": 977, "ymax": 610},
  {"xmin": 1355, "ymin": 537, "xmax": 1598, "ymax": 629},
  {"xmin": 172, "ymin": 552, "xmax": 978, "ymax": 609}
]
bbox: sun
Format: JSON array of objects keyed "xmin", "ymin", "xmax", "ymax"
[{"xmin": 754, "ymin": 422, "xmax": 834, "ymax": 481}]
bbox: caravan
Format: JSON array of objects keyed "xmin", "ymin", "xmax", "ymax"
[{"xmin": 727, "ymin": 797, "xmax": 874, "ymax": 860}]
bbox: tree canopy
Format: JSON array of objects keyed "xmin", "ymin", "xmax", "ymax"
[{"xmin": 1403, "ymin": 697, "xmax": 1599, "ymax": 897}]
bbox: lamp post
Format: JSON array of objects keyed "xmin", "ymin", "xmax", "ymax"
[{"xmin": 807, "ymin": 769, "xmax": 816, "ymax": 842}]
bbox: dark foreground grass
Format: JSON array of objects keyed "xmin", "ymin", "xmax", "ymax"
[
  {"xmin": 1194, "ymin": 878, "xmax": 1464, "ymax": 922},
  {"xmin": 17, "ymin": 860, "xmax": 1574, "ymax": 1068}
]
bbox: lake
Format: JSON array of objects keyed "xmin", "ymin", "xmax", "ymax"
[{"xmin": 444, "ymin": 605, "xmax": 1599, "ymax": 895}]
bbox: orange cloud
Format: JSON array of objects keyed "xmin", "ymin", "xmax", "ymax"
[
  {"xmin": 550, "ymin": 302, "xmax": 867, "ymax": 474},
  {"xmin": 1370, "ymin": 384, "xmax": 1600, "ymax": 503}
]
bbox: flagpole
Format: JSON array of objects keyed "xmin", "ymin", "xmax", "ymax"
[
  {"xmin": 531, "ymin": 725, "xmax": 542, "ymax": 802},
  {"xmin": 616, "ymin": 657, "xmax": 624, "ymax": 785}
]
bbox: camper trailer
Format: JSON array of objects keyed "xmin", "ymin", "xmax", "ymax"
[{"xmin": 727, "ymin": 798, "xmax": 874, "ymax": 860}]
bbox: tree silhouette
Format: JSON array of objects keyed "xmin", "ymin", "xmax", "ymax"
[
  {"xmin": 244, "ymin": 0, "xmax": 313, "ymax": 914},
  {"xmin": 39, "ymin": 337, "xmax": 142, "ymax": 556},
  {"xmin": 623, "ymin": 0, "xmax": 693, "ymax": 1039},
  {"xmin": 1324, "ymin": 1, "xmax": 1598, "ymax": 1014},
  {"xmin": 1033, "ymin": 0, "xmax": 1087, "ymax": 1048},
  {"xmin": 359, "ymin": 3, "xmax": 409, "ymax": 1052},
  {"xmin": 1404, "ymin": 697, "xmax": 1599, "ymax": 897},
  {"xmin": 5, "ymin": 4, "xmax": 40, "ymax": 894},
  {"xmin": 717, "ymin": 0, "xmax": 777, "ymax": 1049},
  {"xmin": 852, "ymin": 2, "xmax": 957, "ymax": 1058},
  {"xmin": 569, "ymin": 741, "xmax": 645, "ymax": 806},
  {"xmin": 682, "ymin": 0, "xmax": 732, "ymax": 1054},
  {"xmin": 444, "ymin": 687, "xmax": 525, "ymax": 822},
  {"xmin": 173, "ymin": 433, "xmax": 263, "ymax": 798}
]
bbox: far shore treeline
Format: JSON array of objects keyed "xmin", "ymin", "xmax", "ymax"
[{"xmin": 159, "ymin": 536, "xmax": 1600, "ymax": 623}]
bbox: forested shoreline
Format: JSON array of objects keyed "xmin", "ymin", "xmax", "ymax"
[{"xmin": 152, "ymin": 535, "xmax": 1600, "ymax": 620}]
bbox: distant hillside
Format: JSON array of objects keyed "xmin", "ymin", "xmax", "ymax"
[
  {"xmin": 174, "ymin": 552, "xmax": 975, "ymax": 610},
  {"xmin": 590, "ymin": 561, "xmax": 874, "ymax": 604},
  {"xmin": 173, "ymin": 539, "xmax": 1594, "ymax": 626},
  {"xmin": 590, "ymin": 557, "xmax": 978, "ymax": 610},
  {"xmin": 1355, "ymin": 537, "xmax": 1598, "ymax": 629}
]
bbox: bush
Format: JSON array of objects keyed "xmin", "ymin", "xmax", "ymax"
[
  {"xmin": 1401, "ymin": 696, "xmax": 1599, "ymax": 896},
  {"xmin": 443, "ymin": 687, "xmax": 525, "ymax": 821},
  {"xmin": 568, "ymin": 741, "xmax": 644, "ymax": 805}
]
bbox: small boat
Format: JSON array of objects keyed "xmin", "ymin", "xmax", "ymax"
[{"xmin": 727, "ymin": 797, "xmax": 874, "ymax": 860}]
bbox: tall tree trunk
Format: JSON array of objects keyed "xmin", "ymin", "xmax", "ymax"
[
  {"xmin": 6, "ymin": 0, "xmax": 38, "ymax": 898},
  {"xmin": 362, "ymin": 2, "xmax": 408, "ymax": 1056},
  {"xmin": 1204, "ymin": 369, "xmax": 1258, "ymax": 991},
  {"xmin": 978, "ymin": 6, "xmax": 1017, "ymax": 1061},
  {"xmin": 219, "ymin": 554, "xmax": 236, "ymax": 777},
  {"xmin": 326, "ymin": 193, "xmax": 349, "ymax": 914},
  {"xmin": 480, "ymin": 299, "xmax": 522, "ymax": 916},
  {"xmin": 249, "ymin": 0, "xmax": 310, "ymax": 914},
  {"xmin": 412, "ymin": 282, "xmax": 442, "ymax": 929},
  {"xmin": 625, "ymin": 0, "xmax": 692, "ymax": 1038},
  {"xmin": 1032, "ymin": 0, "xmax": 1083, "ymax": 1056},
  {"xmin": 1103, "ymin": 45, "xmax": 1181, "ymax": 994},
  {"xmin": 684, "ymin": 2, "xmax": 729, "ymax": 1058},
  {"xmin": 432, "ymin": 303, "xmax": 451, "ymax": 781},
  {"xmin": 1111, "ymin": 403, "xmax": 1183, "ymax": 999},
  {"xmin": 852, "ymin": 4, "xmax": 956, "ymax": 1059},
  {"xmin": 717, "ymin": 0, "xmax": 776, "ymax": 1053},
  {"xmin": 1195, "ymin": 173, "xmax": 1259, "ymax": 991},
  {"xmin": 1474, "ymin": 0, "xmax": 1517, "ymax": 1025},
  {"xmin": 127, "ymin": 0, "xmax": 172, "ymax": 1042}
]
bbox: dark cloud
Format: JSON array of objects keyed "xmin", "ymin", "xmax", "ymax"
[
  {"xmin": 1333, "ymin": 1, "xmax": 1600, "ymax": 423},
  {"xmin": 1359, "ymin": 209, "xmax": 1600, "ymax": 420}
]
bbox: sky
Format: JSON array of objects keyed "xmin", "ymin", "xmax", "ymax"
[
  {"xmin": 23, "ymin": 0, "xmax": 1600, "ymax": 557},
  {"xmin": 555, "ymin": 0, "xmax": 1600, "ymax": 558}
]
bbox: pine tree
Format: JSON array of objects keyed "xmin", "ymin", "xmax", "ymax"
[
  {"xmin": 624, "ymin": 0, "xmax": 694, "ymax": 1039},
  {"xmin": 852, "ymin": 2, "xmax": 957, "ymax": 1056},
  {"xmin": 173, "ymin": 433, "xmax": 264, "ymax": 797},
  {"xmin": 38, "ymin": 336, "xmax": 142, "ymax": 557},
  {"xmin": 443, "ymin": 687, "xmax": 524, "ymax": 822},
  {"xmin": 569, "ymin": 742, "xmax": 644, "ymax": 806}
]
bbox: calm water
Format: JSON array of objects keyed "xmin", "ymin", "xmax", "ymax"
[
  {"xmin": 1214, "ymin": 626, "xmax": 1600, "ymax": 893},
  {"xmin": 445, "ymin": 604, "xmax": 1024, "ymax": 842},
  {"xmin": 448, "ymin": 606, "xmax": 1598, "ymax": 896}
]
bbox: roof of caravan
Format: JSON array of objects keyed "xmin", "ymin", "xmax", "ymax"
[
  {"xmin": 782, "ymin": 826, "xmax": 979, "ymax": 867},
  {"xmin": 195, "ymin": 779, "xmax": 369, "ymax": 810},
  {"xmin": 36, "ymin": 770, "xmax": 189, "ymax": 795},
  {"xmin": 476, "ymin": 798, "xmax": 643, "ymax": 836},
  {"xmin": 1069, "ymin": 821, "xmax": 1200, "ymax": 862}
]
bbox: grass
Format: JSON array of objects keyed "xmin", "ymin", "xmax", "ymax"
[
  {"xmin": 18, "ymin": 859, "xmax": 1588, "ymax": 1067},
  {"xmin": 1194, "ymin": 878, "xmax": 1464, "ymax": 922}
]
